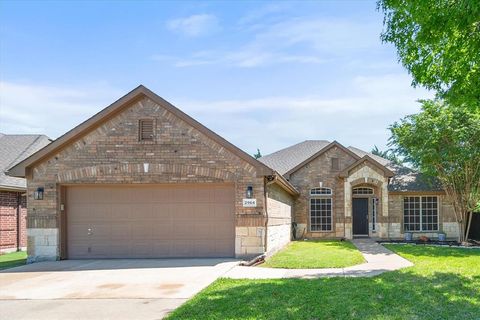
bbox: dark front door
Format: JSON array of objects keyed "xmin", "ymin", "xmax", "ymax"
[{"xmin": 353, "ymin": 198, "xmax": 369, "ymax": 235}]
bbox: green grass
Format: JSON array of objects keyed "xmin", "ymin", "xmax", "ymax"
[
  {"xmin": 0, "ymin": 251, "xmax": 27, "ymax": 270},
  {"xmin": 262, "ymin": 240, "xmax": 365, "ymax": 268},
  {"xmin": 167, "ymin": 245, "xmax": 480, "ymax": 320}
]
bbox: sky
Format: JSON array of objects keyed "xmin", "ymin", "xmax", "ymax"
[{"xmin": 0, "ymin": 0, "xmax": 432, "ymax": 156}]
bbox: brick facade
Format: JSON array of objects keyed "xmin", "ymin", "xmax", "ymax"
[
  {"xmin": 288, "ymin": 145, "xmax": 357, "ymax": 238},
  {"xmin": 0, "ymin": 191, "xmax": 27, "ymax": 252},
  {"xmin": 25, "ymin": 95, "xmax": 274, "ymax": 261},
  {"xmin": 286, "ymin": 145, "xmax": 457, "ymax": 241}
]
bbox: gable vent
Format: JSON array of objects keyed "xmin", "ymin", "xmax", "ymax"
[{"xmin": 139, "ymin": 119, "xmax": 154, "ymax": 141}]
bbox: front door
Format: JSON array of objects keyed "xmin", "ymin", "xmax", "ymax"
[{"xmin": 353, "ymin": 198, "xmax": 369, "ymax": 235}]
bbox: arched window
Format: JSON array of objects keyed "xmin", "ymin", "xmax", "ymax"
[
  {"xmin": 310, "ymin": 187, "xmax": 332, "ymax": 196},
  {"xmin": 352, "ymin": 187, "xmax": 374, "ymax": 195},
  {"xmin": 310, "ymin": 187, "xmax": 333, "ymax": 232}
]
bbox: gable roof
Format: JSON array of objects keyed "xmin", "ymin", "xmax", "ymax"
[
  {"xmin": 259, "ymin": 140, "xmax": 361, "ymax": 176},
  {"xmin": 0, "ymin": 134, "xmax": 51, "ymax": 190},
  {"xmin": 338, "ymin": 155, "xmax": 395, "ymax": 178},
  {"xmin": 260, "ymin": 140, "xmax": 442, "ymax": 192},
  {"xmin": 259, "ymin": 140, "xmax": 331, "ymax": 175},
  {"xmin": 7, "ymin": 85, "xmax": 275, "ymax": 178}
]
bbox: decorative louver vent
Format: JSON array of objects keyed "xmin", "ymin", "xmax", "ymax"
[{"xmin": 139, "ymin": 119, "xmax": 154, "ymax": 141}]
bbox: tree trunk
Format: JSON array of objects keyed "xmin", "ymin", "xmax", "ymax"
[{"xmin": 465, "ymin": 211, "xmax": 473, "ymax": 243}]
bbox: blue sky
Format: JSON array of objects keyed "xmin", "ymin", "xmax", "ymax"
[{"xmin": 0, "ymin": 0, "xmax": 431, "ymax": 155}]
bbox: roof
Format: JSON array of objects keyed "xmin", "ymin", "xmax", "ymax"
[
  {"xmin": 7, "ymin": 85, "xmax": 274, "ymax": 178},
  {"xmin": 0, "ymin": 134, "xmax": 51, "ymax": 190},
  {"xmin": 259, "ymin": 140, "xmax": 331, "ymax": 175},
  {"xmin": 259, "ymin": 140, "xmax": 442, "ymax": 192}
]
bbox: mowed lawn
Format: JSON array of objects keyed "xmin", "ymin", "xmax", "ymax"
[
  {"xmin": 262, "ymin": 240, "xmax": 365, "ymax": 268},
  {"xmin": 167, "ymin": 245, "xmax": 480, "ymax": 320},
  {"xmin": 0, "ymin": 251, "xmax": 27, "ymax": 270}
]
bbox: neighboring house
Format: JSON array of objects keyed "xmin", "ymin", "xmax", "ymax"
[
  {"xmin": 0, "ymin": 134, "xmax": 51, "ymax": 253},
  {"xmin": 6, "ymin": 86, "xmax": 458, "ymax": 263},
  {"xmin": 259, "ymin": 140, "xmax": 457, "ymax": 241},
  {"xmin": 7, "ymin": 86, "xmax": 297, "ymax": 262}
]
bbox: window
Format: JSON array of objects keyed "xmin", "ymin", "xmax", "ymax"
[
  {"xmin": 353, "ymin": 187, "xmax": 374, "ymax": 195},
  {"xmin": 310, "ymin": 198, "xmax": 332, "ymax": 231},
  {"xmin": 331, "ymin": 157, "xmax": 339, "ymax": 170},
  {"xmin": 310, "ymin": 187, "xmax": 332, "ymax": 196},
  {"xmin": 403, "ymin": 196, "xmax": 438, "ymax": 232},
  {"xmin": 310, "ymin": 187, "xmax": 333, "ymax": 231},
  {"xmin": 139, "ymin": 119, "xmax": 154, "ymax": 141}
]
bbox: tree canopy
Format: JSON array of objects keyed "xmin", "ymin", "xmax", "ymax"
[
  {"xmin": 371, "ymin": 145, "xmax": 402, "ymax": 165},
  {"xmin": 378, "ymin": 0, "xmax": 480, "ymax": 108},
  {"xmin": 390, "ymin": 100, "xmax": 480, "ymax": 241}
]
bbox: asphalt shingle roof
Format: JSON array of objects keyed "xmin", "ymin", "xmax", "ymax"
[
  {"xmin": 0, "ymin": 134, "xmax": 51, "ymax": 190},
  {"xmin": 259, "ymin": 140, "xmax": 442, "ymax": 192}
]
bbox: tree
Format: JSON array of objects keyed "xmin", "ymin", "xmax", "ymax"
[
  {"xmin": 253, "ymin": 148, "xmax": 262, "ymax": 159},
  {"xmin": 378, "ymin": 0, "xmax": 480, "ymax": 108},
  {"xmin": 371, "ymin": 145, "xmax": 403, "ymax": 165},
  {"xmin": 389, "ymin": 100, "xmax": 480, "ymax": 242}
]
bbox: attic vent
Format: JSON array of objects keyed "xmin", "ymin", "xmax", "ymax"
[
  {"xmin": 331, "ymin": 157, "xmax": 339, "ymax": 170},
  {"xmin": 139, "ymin": 119, "xmax": 154, "ymax": 141}
]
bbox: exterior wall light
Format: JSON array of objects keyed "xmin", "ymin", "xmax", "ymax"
[
  {"xmin": 34, "ymin": 187, "xmax": 44, "ymax": 200},
  {"xmin": 246, "ymin": 185, "xmax": 253, "ymax": 198}
]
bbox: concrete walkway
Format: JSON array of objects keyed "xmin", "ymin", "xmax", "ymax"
[{"xmin": 224, "ymin": 239, "xmax": 413, "ymax": 279}]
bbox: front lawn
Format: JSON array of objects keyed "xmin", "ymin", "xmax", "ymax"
[
  {"xmin": 262, "ymin": 240, "xmax": 365, "ymax": 268},
  {"xmin": 167, "ymin": 245, "xmax": 480, "ymax": 320},
  {"xmin": 0, "ymin": 251, "xmax": 27, "ymax": 270}
]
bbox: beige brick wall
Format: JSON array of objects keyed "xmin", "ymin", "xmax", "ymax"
[{"xmin": 26, "ymin": 96, "xmax": 267, "ymax": 260}]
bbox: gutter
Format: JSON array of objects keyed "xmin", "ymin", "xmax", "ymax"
[{"xmin": 16, "ymin": 192, "xmax": 21, "ymax": 251}]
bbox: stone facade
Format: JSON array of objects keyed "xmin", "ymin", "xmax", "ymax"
[
  {"xmin": 0, "ymin": 191, "xmax": 27, "ymax": 252},
  {"xmin": 25, "ymin": 95, "xmax": 273, "ymax": 261},
  {"xmin": 265, "ymin": 183, "xmax": 293, "ymax": 255}
]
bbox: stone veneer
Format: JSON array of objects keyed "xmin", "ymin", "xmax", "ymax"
[
  {"xmin": 26, "ymin": 96, "xmax": 270, "ymax": 261},
  {"xmin": 265, "ymin": 183, "xmax": 293, "ymax": 255}
]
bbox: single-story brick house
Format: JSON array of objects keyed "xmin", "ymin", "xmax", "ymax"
[
  {"xmin": 6, "ymin": 86, "xmax": 458, "ymax": 262},
  {"xmin": 0, "ymin": 133, "xmax": 50, "ymax": 253}
]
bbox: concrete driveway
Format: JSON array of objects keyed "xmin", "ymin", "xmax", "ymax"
[{"xmin": 0, "ymin": 258, "xmax": 238, "ymax": 320}]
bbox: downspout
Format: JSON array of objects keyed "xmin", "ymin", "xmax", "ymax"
[{"xmin": 16, "ymin": 192, "xmax": 21, "ymax": 251}]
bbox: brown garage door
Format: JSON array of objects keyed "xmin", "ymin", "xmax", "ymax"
[{"xmin": 66, "ymin": 184, "xmax": 235, "ymax": 259}]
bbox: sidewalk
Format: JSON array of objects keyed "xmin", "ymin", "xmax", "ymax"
[{"xmin": 224, "ymin": 238, "xmax": 413, "ymax": 279}]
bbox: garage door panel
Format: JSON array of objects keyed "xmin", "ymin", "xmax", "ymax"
[
  {"xmin": 67, "ymin": 184, "xmax": 235, "ymax": 259},
  {"xmin": 151, "ymin": 204, "xmax": 173, "ymax": 220}
]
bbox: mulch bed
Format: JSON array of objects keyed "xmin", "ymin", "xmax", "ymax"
[{"xmin": 377, "ymin": 239, "xmax": 480, "ymax": 248}]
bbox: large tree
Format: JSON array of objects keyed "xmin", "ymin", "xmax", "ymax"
[
  {"xmin": 378, "ymin": 0, "xmax": 480, "ymax": 108},
  {"xmin": 390, "ymin": 100, "xmax": 480, "ymax": 243}
]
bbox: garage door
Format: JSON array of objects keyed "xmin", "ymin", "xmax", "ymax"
[{"xmin": 66, "ymin": 184, "xmax": 235, "ymax": 259}]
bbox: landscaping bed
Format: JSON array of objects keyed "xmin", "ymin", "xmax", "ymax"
[{"xmin": 260, "ymin": 240, "xmax": 365, "ymax": 269}]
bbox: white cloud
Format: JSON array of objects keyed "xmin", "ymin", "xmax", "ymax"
[
  {"xmin": 173, "ymin": 73, "xmax": 433, "ymax": 154},
  {"xmin": 0, "ymin": 82, "xmax": 122, "ymax": 138},
  {"xmin": 166, "ymin": 14, "xmax": 219, "ymax": 37},
  {"xmin": 157, "ymin": 15, "xmax": 380, "ymax": 68},
  {"xmin": 0, "ymin": 74, "xmax": 432, "ymax": 157}
]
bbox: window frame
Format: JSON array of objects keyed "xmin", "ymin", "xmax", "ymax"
[
  {"xmin": 309, "ymin": 187, "xmax": 333, "ymax": 232},
  {"xmin": 310, "ymin": 187, "xmax": 333, "ymax": 196},
  {"xmin": 352, "ymin": 187, "xmax": 374, "ymax": 195},
  {"xmin": 403, "ymin": 196, "xmax": 439, "ymax": 232}
]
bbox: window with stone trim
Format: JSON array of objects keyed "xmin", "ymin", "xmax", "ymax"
[
  {"xmin": 310, "ymin": 187, "xmax": 333, "ymax": 231},
  {"xmin": 403, "ymin": 196, "xmax": 438, "ymax": 232}
]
